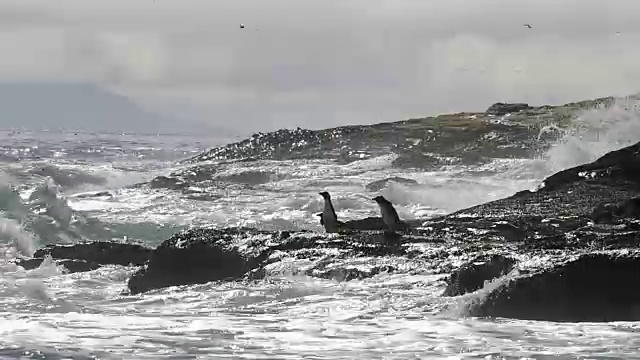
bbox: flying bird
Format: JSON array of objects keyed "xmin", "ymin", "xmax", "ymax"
[{"xmin": 523, "ymin": 24, "xmax": 532, "ymax": 29}]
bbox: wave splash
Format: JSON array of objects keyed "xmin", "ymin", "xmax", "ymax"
[{"xmin": 543, "ymin": 97, "xmax": 640, "ymax": 173}]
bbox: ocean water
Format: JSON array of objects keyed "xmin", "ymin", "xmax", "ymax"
[{"xmin": 2, "ymin": 101, "xmax": 640, "ymax": 359}]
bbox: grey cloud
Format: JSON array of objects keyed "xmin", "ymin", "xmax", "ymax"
[
  {"xmin": 0, "ymin": 0, "xmax": 640, "ymax": 133},
  {"xmin": 0, "ymin": 7, "xmax": 63, "ymax": 28}
]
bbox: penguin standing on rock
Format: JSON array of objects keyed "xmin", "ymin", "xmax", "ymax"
[
  {"xmin": 318, "ymin": 191, "xmax": 343, "ymax": 233},
  {"xmin": 373, "ymin": 195, "xmax": 404, "ymax": 232}
]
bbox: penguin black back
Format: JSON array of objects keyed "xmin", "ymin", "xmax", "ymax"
[
  {"xmin": 319, "ymin": 191, "xmax": 338, "ymax": 218},
  {"xmin": 318, "ymin": 191, "xmax": 342, "ymax": 232},
  {"xmin": 373, "ymin": 195, "xmax": 402, "ymax": 230}
]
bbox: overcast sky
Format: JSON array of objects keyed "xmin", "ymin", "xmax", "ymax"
[{"xmin": 1, "ymin": 0, "xmax": 639, "ymax": 134}]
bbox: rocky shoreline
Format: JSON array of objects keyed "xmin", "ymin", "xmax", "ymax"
[
  {"xmin": 141, "ymin": 97, "xmax": 622, "ymax": 200},
  {"xmin": 15, "ymin": 135, "xmax": 640, "ymax": 322},
  {"xmin": 183, "ymin": 98, "xmax": 614, "ymax": 166}
]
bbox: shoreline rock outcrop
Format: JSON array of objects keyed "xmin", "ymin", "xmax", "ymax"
[
  {"xmin": 468, "ymin": 253, "xmax": 640, "ymax": 322},
  {"xmin": 14, "ymin": 122, "xmax": 640, "ymax": 322},
  {"xmin": 16, "ymin": 242, "xmax": 152, "ymax": 273},
  {"xmin": 127, "ymin": 228, "xmax": 275, "ymax": 295}
]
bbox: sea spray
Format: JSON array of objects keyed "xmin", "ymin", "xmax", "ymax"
[
  {"xmin": 543, "ymin": 97, "xmax": 640, "ymax": 173},
  {"xmin": 0, "ymin": 217, "xmax": 35, "ymax": 257}
]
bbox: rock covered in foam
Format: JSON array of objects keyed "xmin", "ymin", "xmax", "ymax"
[
  {"xmin": 16, "ymin": 242, "xmax": 152, "ymax": 272},
  {"xmin": 443, "ymin": 254, "xmax": 516, "ymax": 296},
  {"xmin": 126, "ymin": 226, "xmax": 421, "ymax": 294},
  {"xmin": 127, "ymin": 228, "xmax": 281, "ymax": 294}
]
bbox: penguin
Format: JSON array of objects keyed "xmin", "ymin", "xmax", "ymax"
[
  {"xmin": 372, "ymin": 195, "xmax": 404, "ymax": 232},
  {"xmin": 318, "ymin": 191, "xmax": 343, "ymax": 233}
]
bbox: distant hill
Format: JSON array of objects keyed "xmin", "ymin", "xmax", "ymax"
[{"xmin": 0, "ymin": 82, "xmax": 211, "ymax": 135}]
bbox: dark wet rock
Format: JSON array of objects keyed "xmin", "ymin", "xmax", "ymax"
[
  {"xmin": 58, "ymin": 259, "xmax": 102, "ymax": 273},
  {"xmin": 443, "ymin": 254, "xmax": 516, "ymax": 296},
  {"xmin": 74, "ymin": 191, "xmax": 113, "ymax": 199},
  {"xmin": 365, "ymin": 177, "xmax": 419, "ymax": 192},
  {"xmin": 15, "ymin": 241, "xmax": 150, "ymax": 273},
  {"xmin": 15, "ymin": 258, "xmax": 44, "ymax": 270},
  {"xmin": 342, "ymin": 217, "xmax": 388, "ymax": 231},
  {"xmin": 417, "ymin": 139, "xmax": 640, "ymax": 321},
  {"xmin": 340, "ymin": 216, "xmax": 419, "ymax": 233},
  {"xmin": 16, "ymin": 258, "xmax": 101, "ymax": 273},
  {"xmin": 149, "ymin": 175, "xmax": 187, "ymax": 190},
  {"xmin": 316, "ymin": 214, "xmax": 412, "ymax": 233},
  {"xmin": 485, "ymin": 102, "xmax": 531, "ymax": 116},
  {"xmin": 469, "ymin": 253, "xmax": 640, "ymax": 322},
  {"xmin": 128, "ymin": 227, "xmax": 414, "ymax": 294},
  {"xmin": 491, "ymin": 222, "xmax": 527, "ymax": 242},
  {"xmin": 591, "ymin": 197, "xmax": 640, "ymax": 224},
  {"xmin": 270, "ymin": 231, "xmax": 409, "ymax": 256},
  {"xmin": 185, "ymin": 193, "xmax": 222, "ymax": 202},
  {"xmin": 146, "ymin": 165, "xmax": 282, "ymax": 192},
  {"xmin": 33, "ymin": 242, "xmax": 152, "ymax": 267},
  {"xmin": 127, "ymin": 228, "xmax": 276, "ymax": 294}
]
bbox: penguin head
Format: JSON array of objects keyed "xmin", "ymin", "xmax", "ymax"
[
  {"xmin": 372, "ymin": 195, "xmax": 389, "ymax": 204},
  {"xmin": 319, "ymin": 191, "xmax": 331, "ymax": 199}
]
